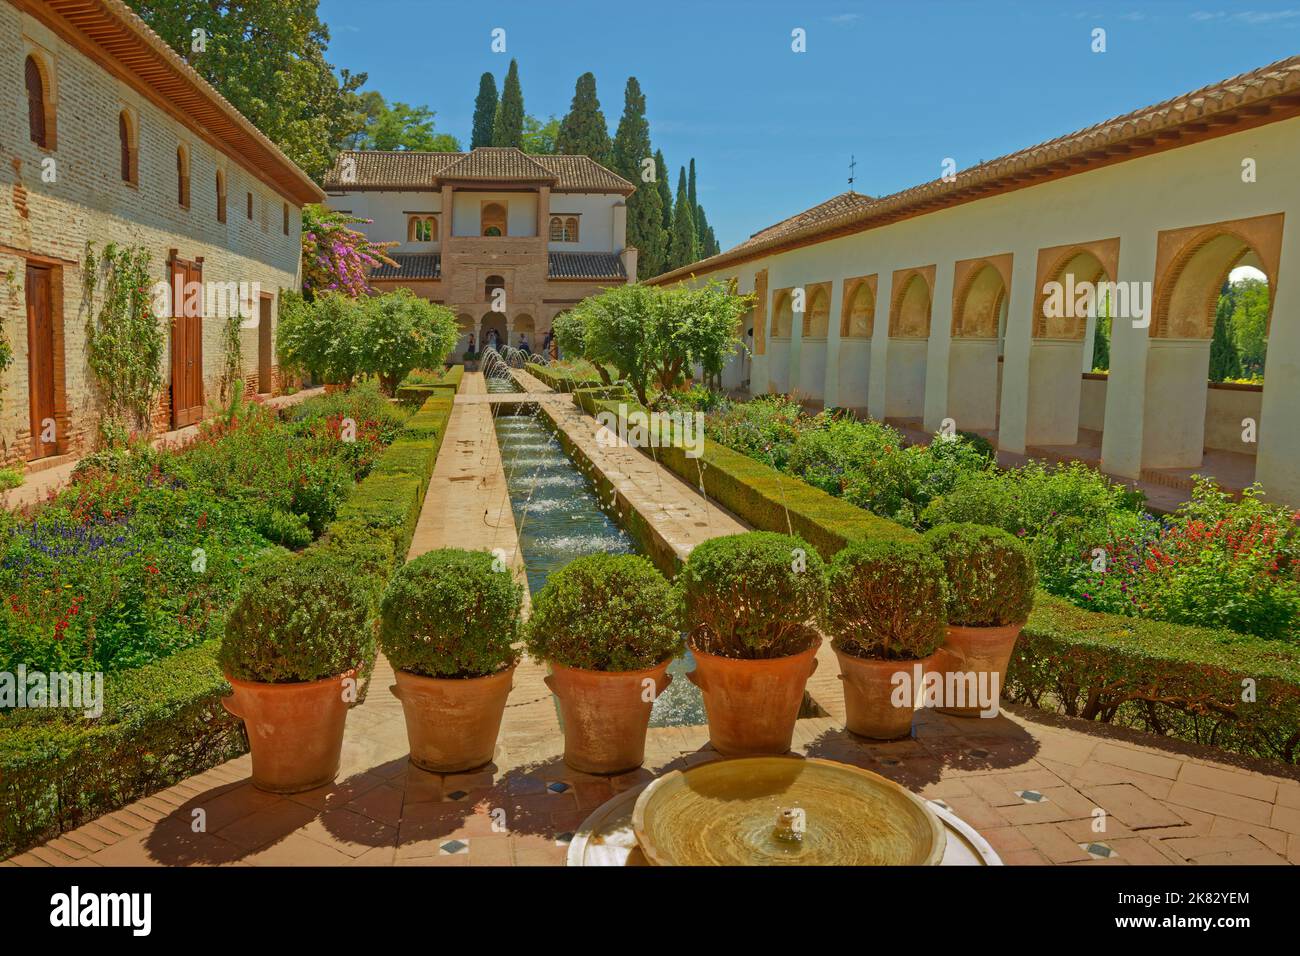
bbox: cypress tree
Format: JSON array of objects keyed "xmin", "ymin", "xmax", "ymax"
[
  {"xmin": 654, "ymin": 149, "xmax": 672, "ymax": 232},
  {"xmin": 1209, "ymin": 293, "xmax": 1241, "ymax": 382},
  {"xmin": 556, "ymin": 72, "xmax": 611, "ymax": 163},
  {"xmin": 492, "ymin": 59, "xmax": 524, "ymax": 148},
  {"xmin": 610, "ymin": 77, "xmax": 666, "ymax": 279},
  {"xmin": 471, "ymin": 72, "xmax": 498, "ymax": 149},
  {"xmin": 688, "ymin": 159, "xmax": 698, "ymax": 222},
  {"xmin": 669, "ymin": 166, "xmax": 697, "ymax": 269}
]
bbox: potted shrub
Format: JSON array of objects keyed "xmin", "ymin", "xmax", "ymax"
[
  {"xmin": 219, "ymin": 551, "xmax": 376, "ymax": 793},
  {"xmin": 379, "ymin": 548, "xmax": 523, "ymax": 772},
  {"xmin": 678, "ymin": 531, "xmax": 826, "ymax": 755},
  {"xmin": 525, "ymin": 554, "xmax": 681, "ymax": 774},
  {"xmin": 923, "ymin": 523, "xmax": 1037, "ymax": 717},
  {"xmin": 824, "ymin": 540, "xmax": 948, "ymax": 739}
]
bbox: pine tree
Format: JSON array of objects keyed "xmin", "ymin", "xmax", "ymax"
[
  {"xmin": 669, "ymin": 166, "xmax": 697, "ymax": 269},
  {"xmin": 1209, "ymin": 290, "xmax": 1242, "ymax": 382},
  {"xmin": 471, "ymin": 72, "xmax": 497, "ymax": 149},
  {"xmin": 492, "ymin": 59, "xmax": 524, "ymax": 148},
  {"xmin": 556, "ymin": 72, "xmax": 611, "ymax": 162},
  {"xmin": 654, "ymin": 149, "xmax": 672, "ymax": 232},
  {"xmin": 610, "ymin": 77, "xmax": 666, "ymax": 279}
]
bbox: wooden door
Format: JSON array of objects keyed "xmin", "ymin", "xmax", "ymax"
[
  {"xmin": 257, "ymin": 293, "xmax": 273, "ymax": 394},
  {"xmin": 25, "ymin": 264, "xmax": 56, "ymax": 459},
  {"xmin": 170, "ymin": 256, "xmax": 204, "ymax": 427}
]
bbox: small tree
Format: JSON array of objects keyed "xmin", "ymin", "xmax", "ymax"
[
  {"xmin": 565, "ymin": 280, "xmax": 749, "ymax": 405},
  {"xmin": 276, "ymin": 291, "xmax": 366, "ymax": 386},
  {"xmin": 359, "ymin": 289, "xmax": 460, "ymax": 395},
  {"xmin": 1209, "ymin": 294, "xmax": 1241, "ymax": 382}
]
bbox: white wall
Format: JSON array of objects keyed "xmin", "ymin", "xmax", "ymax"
[
  {"xmin": 452, "ymin": 191, "xmax": 538, "ymax": 238},
  {"xmin": 546, "ymin": 193, "xmax": 620, "ymax": 251},
  {"xmin": 668, "ymin": 114, "xmax": 1300, "ymax": 505}
]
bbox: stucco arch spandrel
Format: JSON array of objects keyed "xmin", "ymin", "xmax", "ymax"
[
  {"xmin": 1032, "ymin": 237, "xmax": 1120, "ymax": 339},
  {"xmin": 888, "ymin": 264, "xmax": 936, "ymax": 338},
  {"xmin": 951, "ymin": 253, "xmax": 1012, "ymax": 338},
  {"xmin": 1151, "ymin": 212, "xmax": 1283, "ymax": 340}
]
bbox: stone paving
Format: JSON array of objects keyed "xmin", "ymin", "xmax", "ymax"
[{"xmin": 7, "ymin": 373, "xmax": 1298, "ymax": 867}]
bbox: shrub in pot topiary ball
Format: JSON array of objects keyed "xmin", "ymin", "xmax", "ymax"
[
  {"xmin": 922, "ymin": 523, "xmax": 1037, "ymax": 626},
  {"xmin": 824, "ymin": 540, "xmax": 948, "ymax": 660},
  {"xmin": 219, "ymin": 549, "xmax": 376, "ymax": 683},
  {"xmin": 677, "ymin": 531, "xmax": 826, "ymax": 659},
  {"xmin": 524, "ymin": 553, "xmax": 681, "ymax": 671},
  {"xmin": 380, "ymin": 548, "xmax": 522, "ymax": 678}
]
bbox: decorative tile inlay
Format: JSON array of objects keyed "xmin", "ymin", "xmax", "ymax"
[
  {"xmin": 1080, "ymin": 842, "xmax": 1115, "ymax": 860},
  {"xmin": 1016, "ymin": 790, "xmax": 1046, "ymax": 803},
  {"xmin": 439, "ymin": 839, "xmax": 469, "ymax": 855},
  {"xmin": 446, "ymin": 790, "xmax": 469, "ymax": 801},
  {"xmin": 546, "ymin": 781, "xmax": 571, "ymax": 794}
]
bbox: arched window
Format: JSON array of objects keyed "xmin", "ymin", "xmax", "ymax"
[
  {"xmin": 26, "ymin": 55, "xmax": 51, "ymax": 148},
  {"xmin": 216, "ymin": 170, "xmax": 227, "ymax": 223},
  {"xmin": 565, "ymin": 217, "xmax": 579, "ymax": 242},
  {"xmin": 176, "ymin": 145, "xmax": 190, "ymax": 209},
  {"xmin": 549, "ymin": 216, "xmax": 564, "ymax": 241},
  {"xmin": 485, "ymin": 274, "xmax": 506, "ymax": 303},
  {"xmin": 118, "ymin": 111, "xmax": 138, "ymax": 185},
  {"xmin": 408, "ymin": 215, "xmax": 437, "ymax": 242},
  {"xmin": 481, "ymin": 202, "xmax": 507, "ymax": 237}
]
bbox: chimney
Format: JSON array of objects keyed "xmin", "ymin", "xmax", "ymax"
[{"xmin": 621, "ymin": 245, "xmax": 638, "ymax": 284}]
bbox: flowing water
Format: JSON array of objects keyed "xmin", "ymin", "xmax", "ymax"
[{"xmin": 487, "ymin": 374, "xmax": 704, "ymax": 726}]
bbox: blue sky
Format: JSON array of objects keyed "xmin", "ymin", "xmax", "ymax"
[{"xmin": 318, "ymin": 0, "xmax": 1300, "ymax": 250}]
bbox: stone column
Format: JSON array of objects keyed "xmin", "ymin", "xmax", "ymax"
[
  {"xmin": 440, "ymin": 184, "xmax": 454, "ymax": 240},
  {"xmin": 824, "ymin": 279, "xmax": 844, "ymax": 408},
  {"xmin": 866, "ymin": 270, "xmax": 893, "ymax": 420},
  {"xmin": 1099, "ymin": 233, "xmax": 1158, "ymax": 479},
  {"xmin": 537, "ymin": 185, "xmax": 550, "ymax": 239},
  {"xmin": 923, "ymin": 263, "xmax": 956, "ymax": 432},
  {"xmin": 994, "ymin": 249, "xmax": 1040, "ymax": 453},
  {"xmin": 1255, "ymin": 230, "xmax": 1300, "ymax": 506}
]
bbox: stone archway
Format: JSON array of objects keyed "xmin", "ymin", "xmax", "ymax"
[
  {"xmin": 480, "ymin": 311, "xmax": 507, "ymax": 352},
  {"xmin": 885, "ymin": 266, "xmax": 934, "ymax": 420},
  {"xmin": 837, "ymin": 275, "xmax": 876, "ymax": 410},
  {"xmin": 1026, "ymin": 238, "xmax": 1119, "ymax": 449},
  {"xmin": 511, "ymin": 313, "xmax": 535, "ymax": 352},
  {"xmin": 456, "ymin": 312, "xmax": 475, "ymax": 356},
  {"xmin": 1141, "ymin": 213, "xmax": 1282, "ymax": 469},
  {"xmin": 948, "ymin": 255, "xmax": 1011, "ymax": 433}
]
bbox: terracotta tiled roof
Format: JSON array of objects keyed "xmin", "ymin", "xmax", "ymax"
[
  {"xmin": 370, "ymin": 253, "xmax": 440, "ymax": 280},
  {"xmin": 438, "ymin": 147, "xmax": 555, "ymax": 182},
  {"xmin": 324, "ymin": 151, "xmax": 461, "ymax": 189},
  {"xmin": 548, "ymin": 252, "xmax": 627, "ymax": 280},
  {"xmin": 534, "ymin": 155, "xmax": 635, "ymax": 194},
  {"xmin": 732, "ymin": 191, "xmax": 876, "ymax": 253},
  {"xmin": 323, "ymin": 148, "xmax": 634, "ymax": 194},
  {"xmin": 648, "ymin": 54, "xmax": 1300, "ymax": 283}
]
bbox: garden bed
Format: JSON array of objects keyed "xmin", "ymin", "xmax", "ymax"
[
  {"xmin": 574, "ymin": 387, "xmax": 1300, "ymax": 765},
  {"xmin": 0, "ymin": 390, "xmax": 455, "ymax": 858}
]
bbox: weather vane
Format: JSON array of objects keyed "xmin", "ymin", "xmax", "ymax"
[{"xmin": 848, "ymin": 154, "xmax": 857, "ymax": 192}]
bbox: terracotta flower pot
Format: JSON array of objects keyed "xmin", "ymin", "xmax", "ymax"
[
  {"xmin": 391, "ymin": 665, "xmax": 515, "ymax": 773},
  {"xmin": 544, "ymin": 659, "xmax": 672, "ymax": 774},
  {"xmin": 221, "ymin": 670, "xmax": 356, "ymax": 793},
  {"xmin": 687, "ymin": 638, "xmax": 820, "ymax": 756},
  {"xmin": 834, "ymin": 643, "xmax": 941, "ymax": 740},
  {"xmin": 934, "ymin": 623, "xmax": 1024, "ymax": 717}
]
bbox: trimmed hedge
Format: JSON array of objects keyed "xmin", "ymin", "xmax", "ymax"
[
  {"xmin": 0, "ymin": 393, "xmax": 456, "ymax": 858},
  {"xmin": 1010, "ymin": 593, "xmax": 1300, "ymax": 764},
  {"xmin": 396, "ymin": 364, "xmax": 464, "ymax": 402},
  {"xmin": 579, "ymin": 394, "xmax": 1300, "ymax": 765},
  {"xmin": 526, "ymin": 362, "xmax": 610, "ymax": 391}
]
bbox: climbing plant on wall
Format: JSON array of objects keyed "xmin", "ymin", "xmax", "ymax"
[
  {"xmin": 83, "ymin": 242, "xmax": 166, "ymax": 435},
  {"xmin": 219, "ymin": 311, "xmax": 244, "ymax": 405},
  {"xmin": 0, "ymin": 268, "xmax": 18, "ymax": 412}
]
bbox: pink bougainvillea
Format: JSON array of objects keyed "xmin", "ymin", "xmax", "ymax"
[{"xmin": 300, "ymin": 204, "xmax": 397, "ymax": 297}]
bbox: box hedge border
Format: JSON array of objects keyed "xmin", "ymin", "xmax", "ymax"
[
  {"xmin": 396, "ymin": 364, "xmax": 464, "ymax": 403},
  {"xmin": 0, "ymin": 392, "xmax": 455, "ymax": 859},
  {"xmin": 573, "ymin": 387, "xmax": 1300, "ymax": 766}
]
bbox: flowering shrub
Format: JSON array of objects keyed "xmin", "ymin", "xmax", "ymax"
[
  {"xmin": 1071, "ymin": 479, "xmax": 1300, "ymax": 639},
  {"xmin": 0, "ymin": 384, "xmax": 409, "ymax": 674},
  {"xmin": 300, "ymin": 204, "xmax": 396, "ymax": 297},
  {"xmin": 702, "ymin": 394, "xmax": 805, "ymax": 469}
]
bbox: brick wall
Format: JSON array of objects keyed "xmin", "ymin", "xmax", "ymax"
[{"xmin": 0, "ymin": 2, "xmax": 303, "ymax": 466}]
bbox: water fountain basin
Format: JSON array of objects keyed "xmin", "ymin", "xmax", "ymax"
[{"xmin": 630, "ymin": 756, "xmax": 946, "ymax": 866}]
